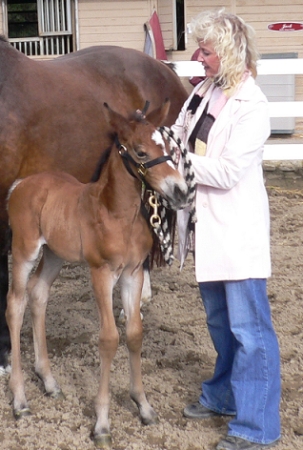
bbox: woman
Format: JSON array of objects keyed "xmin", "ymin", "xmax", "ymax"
[{"xmin": 171, "ymin": 10, "xmax": 281, "ymax": 450}]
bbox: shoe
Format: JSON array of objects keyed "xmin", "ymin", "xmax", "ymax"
[
  {"xmin": 183, "ymin": 402, "xmax": 220, "ymax": 419},
  {"xmin": 216, "ymin": 436, "xmax": 279, "ymax": 450}
]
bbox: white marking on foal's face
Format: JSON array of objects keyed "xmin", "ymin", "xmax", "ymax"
[
  {"xmin": 152, "ymin": 130, "xmax": 165, "ymax": 147},
  {"xmin": 160, "ymin": 175, "xmax": 187, "ymax": 199},
  {"xmin": 151, "ymin": 130, "xmax": 174, "ymax": 169}
]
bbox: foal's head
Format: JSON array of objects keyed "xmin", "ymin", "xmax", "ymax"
[{"xmin": 103, "ymin": 101, "xmax": 188, "ymax": 210}]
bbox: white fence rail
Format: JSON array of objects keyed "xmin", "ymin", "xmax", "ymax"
[{"xmin": 172, "ymin": 58, "xmax": 303, "ymax": 161}]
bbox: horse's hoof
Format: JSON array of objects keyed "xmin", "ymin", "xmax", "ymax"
[
  {"xmin": 141, "ymin": 411, "xmax": 159, "ymax": 426},
  {"xmin": 13, "ymin": 407, "xmax": 31, "ymax": 420},
  {"xmin": 118, "ymin": 309, "xmax": 126, "ymax": 324},
  {"xmin": 92, "ymin": 433, "xmax": 112, "ymax": 449},
  {"xmin": 48, "ymin": 389, "xmax": 65, "ymax": 401}
]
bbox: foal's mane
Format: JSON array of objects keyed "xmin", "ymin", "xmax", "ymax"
[
  {"xmin": 90, "ymin": 109, "xmax": 147, "ymax": 183},
  {"xmin": 90, "ymin": 146, "xmax": 112, "ymax": 183}
]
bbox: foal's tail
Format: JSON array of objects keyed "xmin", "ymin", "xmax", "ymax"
[
  {"xmin": 4, "ymin": 179, "xmax": 23, "ymax": 254},
  {"xmin": 3, "ymin": 227, "xmax": 12, "ymax": 254},
  {"xmin": 6, "ymin": 179, "xmax": 23, "ymax": 203}
]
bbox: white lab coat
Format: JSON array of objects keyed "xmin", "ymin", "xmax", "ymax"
[{"xmin": 172, "ymin": 76, "xmax": 271, "ymax": 282}]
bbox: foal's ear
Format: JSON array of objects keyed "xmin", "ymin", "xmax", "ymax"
[
  {"xmin": 145, "ymin": 98, "xmax": 171, "ymax": 127},
  {"xmin": 103, "ymin": 102, "xmax": 130, "ymax": 134}
]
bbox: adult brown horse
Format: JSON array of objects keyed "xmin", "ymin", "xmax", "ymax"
[
  {"xmin": 6, "ymin": 102, "xmax": 190, "ymax": 449},
  {"xmin": 0, "ymin": 36, "xmax": 188, "ymax": 371}
]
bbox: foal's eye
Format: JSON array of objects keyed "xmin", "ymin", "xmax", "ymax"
[{"xmin": 135, "ymin": 149, "xmax": 147, "ymax": 159}]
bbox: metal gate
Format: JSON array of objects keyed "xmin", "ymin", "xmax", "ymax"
[
  {"xmin": 38, "ymin": 0, "xmax": 72, "ymax": 55},
  {"xmin": 8, "ymin": 0, "xmax": 73, "ymax": 56}
]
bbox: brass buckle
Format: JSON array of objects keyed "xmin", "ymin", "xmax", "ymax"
[{"xmin": 138, "ymin": 163, "xmax": 147, "ymax": 177}]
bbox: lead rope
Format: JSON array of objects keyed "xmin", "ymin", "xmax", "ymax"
[{"xmin": 148, "ymin": 126, "xmax": 197, "ymax": 265}]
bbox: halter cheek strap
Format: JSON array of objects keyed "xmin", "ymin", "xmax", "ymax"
[{"xmin": 115, "ymin": 136, "xmax": 173, "ymax": 181}]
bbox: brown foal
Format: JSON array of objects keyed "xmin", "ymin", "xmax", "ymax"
[{"xmin": 6, "ymin": 102, "xmax": 189, "ymax": 448}]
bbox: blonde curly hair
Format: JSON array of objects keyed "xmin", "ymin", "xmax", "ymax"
[{"xmin": 190, "ymin": 9, "xmax": 259, "ymax": 91}]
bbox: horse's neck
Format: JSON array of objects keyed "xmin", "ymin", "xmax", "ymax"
[{"xmin": 93, "ymin": 149, "xmax": 142, "ymax": 215}]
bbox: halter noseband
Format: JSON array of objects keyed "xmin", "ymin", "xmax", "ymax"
[{"xmin": 115, "ymin": 136, "xmax": 173, "ymax": 182}]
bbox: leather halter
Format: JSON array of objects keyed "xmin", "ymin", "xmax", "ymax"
[{"xmin": 115, "ymin": 136, "xmax": 173, "ymax": 182}]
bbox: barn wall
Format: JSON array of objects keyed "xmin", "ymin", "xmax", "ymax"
[
  {"xmin": 170, "ymin": 0, "xmax": 303, "ymax": 60},
  {"xmin": 169, "ymin": 0, "xmax": 303, "ymax": 100},
  {"xmin": 235, "ymin": 0, "xmax": 303, "ymax": 101},
  {"xmin": 158, "ymin": 0, "xmax": 175, "ymax": 50},
  {"xmin": 77, "ymin": 0, "xmax": 154, "ymax": 51},
  {"xmin": 0, "ymin": 2, "xmax": 4, "ymax": 35}
]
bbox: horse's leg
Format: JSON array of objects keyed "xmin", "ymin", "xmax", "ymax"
[
  {"xmin": 90, "ymin": 266, "xmax": 119, "ymax": 449},
  {"xmin": 28, "ymin": 246, "xmax": 63, "ymax": 398},
  {"xmin": 0, "ymin": 252, "xmax": 11, "ymax": 372},
  {"xmin": 6, "ymin": 248, "xmax": 39, "ymax": 418},
  {"xmin": 141, "ymin": 256, "xmax": 152, "ymax": 303},
  {"xmin": 120, "ymin": 267, "xmax": 157, "ymax": 425}
]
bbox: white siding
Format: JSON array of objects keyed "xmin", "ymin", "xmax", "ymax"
[
  {"xmin": 158, "ymin": 0, "xmax": 175, "ymax": 50},
  {"xmin": 170, "ymin": 1, "xmax": 303, "ymax": 99},
  {"xmin": 78, "ymin": 0, "xmax": 153, "ymax": 50},
  {"xmin": 236, "ymin": 0, "xmax": 303, "ymax": 55},
  {"xmin": 171, "ymin": 1, "xmax": 233, "ymax": 62},
  {"xmin": 170, "ymin": 1, "xmax": 303, "ymax": 60},
  {"xmin": 0, "ymin": 1, "xmax": 5, "ymax": 35}
]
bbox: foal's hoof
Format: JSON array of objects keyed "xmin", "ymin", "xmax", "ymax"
[
  {"xmin": 92, "ymin": 432, "xmax": 112, "ymax": 449},
  {"xmin": 118, "ymin": 309, "xmax": 126, "ymax": 324},
  {"xmin": 141, "ymin": 409, "xmax": 159, "ymax": 426},
  {"xmin": 13, "ymin": 407, "xmax": 31, "ymax": 420},
  {"xmin": 48, "ymin": 389, "xmax": 65, "ymax": 401}
]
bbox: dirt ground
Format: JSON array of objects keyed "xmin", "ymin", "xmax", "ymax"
[{"xmin": 1, "ymin": 183, "xmax": 303, "ymax": 450}]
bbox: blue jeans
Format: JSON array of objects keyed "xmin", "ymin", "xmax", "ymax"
[{"xmin": 198, "ymin": 279, "xmax": 281, "ymax": 445}]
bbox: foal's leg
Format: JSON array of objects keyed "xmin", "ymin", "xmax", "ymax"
[
  {"xmin": 120, "ymin": 267, "xmax": 157, "ymax": 425},
  {"xmin": 27, "ymin": 246, "xmax": 63, "ymax": 398},
  {"xmin": 90, "ymin": 266, "xmax": 120, "ymax": 448},
  {"xmin": 119, "ymin": 262, "xmax": 151, "ymax": 319},
  {"xmin": 141, "ymin": 256, "xmax": 152, "ymax": 303},
  {"xmin": 6, "ymin": 244, "xmax": 41, "ymax": 418},
  {"xmin": 118, "ymin": 257, "xmax": 151, "ymax": 323},
  {"xmin": 0, "ymin": 252, "xmax": 11, "ymax": 372}
]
